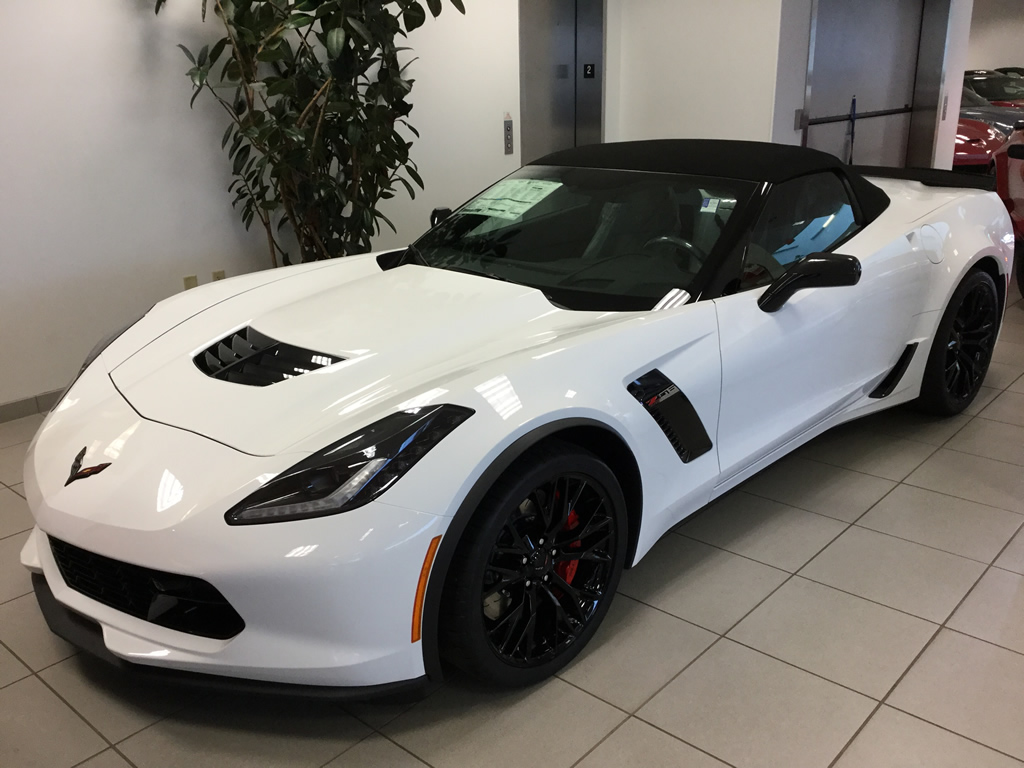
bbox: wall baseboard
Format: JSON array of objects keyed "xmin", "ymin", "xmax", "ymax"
[{"xmin": 0, "ymin": 390, "xmax": 62, "ymax": 424}]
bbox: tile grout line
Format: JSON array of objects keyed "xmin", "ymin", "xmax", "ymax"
[
  {"xmin": 882, "ymin": 702, "xmax": 1024, "ymax": 764},
  {"xmin": 621, "ymin": 481, "xmax": 884, "ymax": 765},
  {"xmin": 824, "ymin": 477, "xmax": 1024, "ymax": 767}
]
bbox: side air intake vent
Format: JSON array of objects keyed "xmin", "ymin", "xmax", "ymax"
[
  {"xmin": 195, "ymin": 326, "xmax": 341, "ymax": 387},
  {"xmin": 628, "ymin": 369, "xmax": 713, "ymax": 464}
]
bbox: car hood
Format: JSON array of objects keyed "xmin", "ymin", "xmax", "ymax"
[{"xmin": 108, "ymin": 260, "xmax": 620, "ymax": 456}]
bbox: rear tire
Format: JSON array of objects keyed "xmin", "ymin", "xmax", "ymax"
[
  {"xmin": 440, "ymin": 442, "xmax": 627, "ymax": 687},
  {"xmin": 918, "ymin": 269, "xmax": 1000, "ymax": 416}
]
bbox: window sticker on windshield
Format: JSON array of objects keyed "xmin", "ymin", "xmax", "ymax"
[
  {"xmin": 701, "ymin": 197, "xmax": 720, "ymax": 214},
  {"xmin": 461, "ymin": 179, "xmax": 563, "ymax": 220}
]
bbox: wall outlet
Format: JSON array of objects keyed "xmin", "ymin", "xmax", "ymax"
[
  {"xmin": 183, "ymin": 275, "xmax": 198, "ymax": 290},
  {"xmin": 212, "ymin": 270, "xmax": 226, "ymax": 281}
]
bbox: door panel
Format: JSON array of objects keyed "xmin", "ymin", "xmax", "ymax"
[{"xmin": 713, "ymin": 235, "xmax": 927, "ymax": 481}]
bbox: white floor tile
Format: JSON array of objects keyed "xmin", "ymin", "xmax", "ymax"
[
  {"xmin": 835, "ymin": 706, "xmax": 1024, "ymax": 768},
  {"xmin": 800, "ymin": 526, "xmax": 985, "ymax": 622},
  {"xmin": 948, "ymin": 568, "xmax": 1024, "ymax": 655},
  {"xmin": 741, "ymin": 455, "xmax": 896, "ymax": 522},
  {"xmin": 728, "ymin": 577, "xmax": 936, "ymax": 698},
  {"xmin": 856, "ymin": 484, "xmax": 1023, "ymax": 563},
  {"xmin": 577, "ymin": 717, "xmax": 729, "ymax": 768},
  {"xmin": 559, "ymin": 594, "xmax": 715, "ymax": 712},
  {"xmin": 679, "ymin": 492, "xmax": 846, "ymax": 572},
  {"xmin": 890, "ymin": 629, "xmax": 1024, "ymax": 760},
  {"xmin": 905, "ymin": 449, "xmax": 1024, "ymax": 514},
  {"xmin": 0, "ymin": 415, "xmax": 42, "ymax": 451},
  {"xmin": 619, "ymin": 535, "xmax": 788, "ymax": 633},
  {"xmin": 0, "ymin": 676, "xmax": 106, "ymax": 768},
  {"xmin": 638, "ymin": 640, "xmax": 875, "ymax": 768},
  {"xmin": 384, "ymin": 677, "xmax": 624, "ymax": 768}
]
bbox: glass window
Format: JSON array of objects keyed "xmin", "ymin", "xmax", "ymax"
[
  {"xmin": 967, "ymin": 75, "xmax": 1024, "ymax": 102},
  {"xmin": 739, "ymin": 172, "xmax": 859, "ymax": 291},
  {"xmin": 413, "ymin": 166, "xmax": 756, "ymax": 311}
]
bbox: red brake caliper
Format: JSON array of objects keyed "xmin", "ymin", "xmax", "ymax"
[{"xmin": 554, "ymin": 509, "xmax": 582, "ymax": 585}]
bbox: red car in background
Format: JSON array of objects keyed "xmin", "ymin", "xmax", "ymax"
[
  {"xmin": 994, "ymin": 125, "xmax": 1024, "ymax": 294},
  {"xmin": 954, "ymin": 118, "xmax": 1006, "ymax": 174}
]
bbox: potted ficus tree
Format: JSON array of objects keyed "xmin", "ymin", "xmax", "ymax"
[{"xmin": 155, "ymin": 0, "xmax": 465, "ymax": 267}]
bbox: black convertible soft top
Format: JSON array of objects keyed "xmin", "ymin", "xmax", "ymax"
[{"xmin": 532, "ymin": 139, "xmax": 892, "ymax": 223}]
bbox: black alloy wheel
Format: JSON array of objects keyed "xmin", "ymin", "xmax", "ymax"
[
  {"xmin": 442, "ymin": 443, "xmax": 626, "ymax": 686},
  {"xmin": 919, "ymin": 268, "xmax": 1000, "ymax": 415},
  {"xmin": 482, "ymin": 472, "xmax": 616, "ymax": 666}
]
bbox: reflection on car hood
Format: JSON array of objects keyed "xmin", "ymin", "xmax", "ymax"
[{"xmin": 109, "ymin": 261, "xmax": 622, "ymax": 456}]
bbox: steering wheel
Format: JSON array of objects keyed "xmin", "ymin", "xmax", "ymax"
[{"xmin": 643, "ymin": 235, "xmax": 708, "ymax": 265}]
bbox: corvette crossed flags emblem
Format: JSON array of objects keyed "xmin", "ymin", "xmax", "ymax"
[{"xmin": 65, "ymin": 447, "xmax": 111, "ymax": 487}]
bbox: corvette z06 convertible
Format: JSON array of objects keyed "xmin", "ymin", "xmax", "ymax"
[{"xmin": 20, "ymin": 140, "xmax": 1013, "ymax": 696}]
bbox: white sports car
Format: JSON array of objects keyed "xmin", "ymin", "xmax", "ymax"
[{"xmin": 20, "ymin": 140, "xmax": 1012, "ymax": 697}]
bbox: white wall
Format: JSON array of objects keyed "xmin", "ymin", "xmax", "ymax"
[
  {"xmin": 933, "ymin": 0, "xmax": 976, "ymax": 169},
  {"xmin": 604, "ymin": 0, "xmax": 786, "ymax": 143},
  {"xmin": 374, "ymin": 1, "xmax": 521, "ymax": 250},
  {"xmin": 0, "ymin": 0, "xmax": 265, "ymax": 406},
  {"xmin": 966, "ymin": 0, "xmax": 1024, "ymax": 69},
  {"xmin": 0, "ymin": 0, "xmax": 520, "ymax": 408},
  {"xmin": 772, "ymin": 0, "xmax": 814, "ymax": 145}
]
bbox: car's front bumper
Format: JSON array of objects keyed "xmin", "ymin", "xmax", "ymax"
[
  {"xmin": 21, "ymin": 363, "xmax": 451, "ymax": 691},
  {"xmin": 29, "ymin": 572, "xmax": 431, "ymax": 701}
]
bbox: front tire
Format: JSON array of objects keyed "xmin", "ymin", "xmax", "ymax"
[
  {"xmin": 441, "ymin": 442, "xmax": 627, "ymax": 687},
  {"xmin": 918, "ymin": 268, "xmax": 1000, "ymax": 415}
]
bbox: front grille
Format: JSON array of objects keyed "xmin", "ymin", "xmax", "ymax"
[
  {"xmin": 49, "ymin": 537, "xmax": 244, "ymax": 640},
  {"xmin": 194, "ymin": 326, "xmax": 342, "ymax": 387}
]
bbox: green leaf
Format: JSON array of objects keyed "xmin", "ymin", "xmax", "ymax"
[
  {"xmin": 265, "ymin": 78, "xmax": 294, "ymax": 97},
  {"xmin": 177, "ymin": 44, "xmax": 196, "ymax": 65},
  {"xmin": 406, "ymin": 165, "xmax": 423, "ymax": 188},
  {"xmin": 233, "ymin": 144, "xmax": 252, "ymax": 176},
  {"xmin": 449, "ymin": 0, "xmax": 466, "ymax": 12},
  {"xmin": 208, "ymin": 38, "xmax": 228, "ymax": 66},
  {"xmin": 197, "ymin": 44, "xmax": 210, "ymax": 67},
  {"xmin": 283, "ymin": 14, "xmax": 315, "ymax": 29},
  {"xmin": 425, "ymin": 0, "xmax": 442, "ymax": 17},
  {"xmin": 346, "ymin": 16, "xmax": 373, "ymax": 44},
  {"xmin": 326, "ymin": 26, "xmax": 347, "ymax": 59},
  {"xmin": 403, "ymin": 4, "xmax": 426, "ymax": 32},
  {"xmin": 190, "ymin": 86, "xmax": 203, "ymax": 109}
]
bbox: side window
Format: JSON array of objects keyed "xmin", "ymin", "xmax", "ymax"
[{"xmin": 739, "ymin": 172, "xmax": 859, "ymax": 291}]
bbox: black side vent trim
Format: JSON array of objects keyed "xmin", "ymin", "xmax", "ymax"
[
  {"xmin": 869, "ymin": 343, "xmax": 919, "ymax": 399},
  {"xmin": 194, "ymin": 326, "xmax": 342, "ymax": 387},
  {"xmin": 628, "ymin": 369, "xmax": 713, "ymax": 463}
]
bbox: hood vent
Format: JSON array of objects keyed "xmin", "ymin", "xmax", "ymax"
[{"xmin": 194, "ymin": 326, "xmax": 341, "ymax": 387}]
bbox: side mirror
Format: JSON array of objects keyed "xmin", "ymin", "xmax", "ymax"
[
  {"xmin": 430, "ymin": 207, "xmax": 452, "ymax": 227},
  {"xmin": 758, "ymin": 253, "xmax": 861, "ymax": 313},
  {"xmin": 1014, "ymin": 120, "xmax": 1024, "ymax": 133},
  {"xmin": 1008, "ymin": 144, "xmax": 1024, "ymax": 160}
]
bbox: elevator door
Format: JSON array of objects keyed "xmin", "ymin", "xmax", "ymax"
[
  {"xmin": 519, "ymin": 0, "xmax": 603, "ymax": 164},
  {"xmin": 803, "ymin": 0, "xmax": 925, "ymax": 166}
]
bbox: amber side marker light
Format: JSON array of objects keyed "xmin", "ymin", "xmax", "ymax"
[{"xmin": 412, "ymin": 535, "xmax": 442, "ymax": 643}]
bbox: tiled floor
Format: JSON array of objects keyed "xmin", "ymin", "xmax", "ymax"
[{"xmin": 3, "ymin": 292, "xmax": 1024, "ymax": 768}]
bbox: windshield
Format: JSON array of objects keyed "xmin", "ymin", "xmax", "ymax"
[
  {"xmin": 968, "ymin": 76, "xmax": 1024, "ymax": 101},
  {"xmin": 412, "ymin": 166, "xmax": 755, "ymax": 311},
  {"xmin": 961, "ymin": 87, "xmax": 990, "ymax": 107}
]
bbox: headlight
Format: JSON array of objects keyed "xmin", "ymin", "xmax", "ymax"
[
  {"xmin": 225, "ymin": 404, "xmax": 474, "ymax": 525},
  {"xmin": 52, "ymin": 307, "xmax": 152, "ymax": 412}
]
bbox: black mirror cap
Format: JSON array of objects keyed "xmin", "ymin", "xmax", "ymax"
[
  {"xmin": 1008, "ymin": 144, "xmax": 1024, "ymax": 160},
  {"xmin": 758, "ymin": 253, "xmax": 862, "ymax": 313},
  {"xmin": 430, "ymin": 207, "xmax": 452, "ymax": 227},
  {"xmin": 1014, "ymin": 120, "xmax": 1024, "ymax": 133}
]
